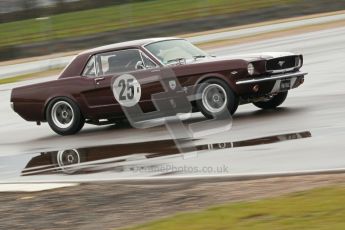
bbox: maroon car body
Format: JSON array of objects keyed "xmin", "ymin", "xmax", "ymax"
[{"xmin": 11, "ymin": 37, "xmax": 307, "ymax": 135}]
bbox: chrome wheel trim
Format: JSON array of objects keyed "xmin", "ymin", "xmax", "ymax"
[
  {"xmin": 51, "ymin": 101, "xmax": 74, "ymax": 129},
  {"xmin": 57, "ymin": 149, "xmax": 80, "ymax": 173},
  {"xmin": 201, "ymin": 84, "xmax": 228, "ymax": 114}
]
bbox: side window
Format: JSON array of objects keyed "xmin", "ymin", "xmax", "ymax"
[
  {"xmin": 82, "ymin": 56, "xmax": 96, "ymax": 77},
  {"xmin": 96, "ymin": 49, "xmax": 143, "ymax": 76},
  {"xmin": 141, "ymin": 53, "xmax": 157, "ymax": 69}
]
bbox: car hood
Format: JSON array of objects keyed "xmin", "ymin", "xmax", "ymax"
[
  {"xmin": 218, "ymin": 52, "xmax": 296, "ymax": 61},
  {"xmin": 174, "ymin": 52, "xmax": 296, "ymax": 65}
]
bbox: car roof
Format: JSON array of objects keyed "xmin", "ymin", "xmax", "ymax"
[
  {"xmin": 59, "ymin": 37, "xmax": 182, "ymax": 79},
  {"xmin": 79, "ymin": 37, "xmax": 181, "ymax": 55}
]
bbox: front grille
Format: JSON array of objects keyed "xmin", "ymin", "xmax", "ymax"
[{"xmin": 266, "ymin": 56, "xmax": 298, "ymax": 72}]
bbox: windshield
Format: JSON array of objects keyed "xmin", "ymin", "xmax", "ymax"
[{"xmin": 145, "ymin": 39, "xmax": 209, "ymax": 65}]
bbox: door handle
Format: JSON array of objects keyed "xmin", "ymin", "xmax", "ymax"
[{"xmin": 94, "ymin": 77, "xmax": 105, "ymax": 85}]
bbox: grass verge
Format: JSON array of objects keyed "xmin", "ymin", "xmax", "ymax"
[
  {"xmin": 122, "ymin": 186, "xmax": 345, "ymax": 230},
  {"xmin": 0, "ymin": 0, "xmax": 299, "ymax": 48}
]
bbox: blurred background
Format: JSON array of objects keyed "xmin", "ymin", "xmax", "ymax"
[{"xmin": 1, "ymin": 0, "xmax": 345, "ymax": 61}]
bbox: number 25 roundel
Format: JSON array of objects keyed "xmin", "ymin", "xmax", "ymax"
[{"xmin": 112, "ymin": 74, "xmax": 142, "ymax": 107}]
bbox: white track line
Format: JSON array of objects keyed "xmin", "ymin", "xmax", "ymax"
[
  {"xmin": 1, "ymin": 168, "xmax": 345, "ymax": 185},
  {"xmin": 0, "ymin": 183, "xmax": 78, "ymax": 192}
]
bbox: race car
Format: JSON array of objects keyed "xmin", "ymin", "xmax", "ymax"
[{"xmin": 11, "ymin": 37, "xmax": 307, "ymax": 135}]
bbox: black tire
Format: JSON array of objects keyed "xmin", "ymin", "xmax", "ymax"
[
  {"xmin": 196, "ymin": 78, "xmax": 238, "ymax": 119},
  {"xmin": 253, "ymin": 91, "xmax": 288, "ymax": 109},
  {"xmin": 46, "ymin": 97, "xmax": 85, "ymax": 135}
]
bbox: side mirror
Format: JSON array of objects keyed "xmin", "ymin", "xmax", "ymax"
[{"xmin": 135, "ymin": 61, "xmax": 145, "ymax": 70}]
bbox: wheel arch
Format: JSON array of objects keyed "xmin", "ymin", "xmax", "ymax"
[{"xmin": 195, "ymin": 73, "xmax": 239, "ymax": 96}]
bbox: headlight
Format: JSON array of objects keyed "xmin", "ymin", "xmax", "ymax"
[{"xmin": 247, "ymin": 63, "xmax": 255, "ymax": 75}]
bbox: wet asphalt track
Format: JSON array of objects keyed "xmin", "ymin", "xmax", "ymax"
[{"xmin": 0, "ymin": 26, "xmax": 345, "ymax": 183}]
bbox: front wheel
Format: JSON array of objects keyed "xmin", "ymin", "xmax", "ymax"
[
  {"xmin": 196, "ymin": 79, "xmax": 238, "ymax": 119},
  {"xmin": 253, "ymin": 91, "xmax": 288, "ymax": 109},
  {"xmin": 46, "ymin": 98, "xmax": 85, "ymax": 135}
]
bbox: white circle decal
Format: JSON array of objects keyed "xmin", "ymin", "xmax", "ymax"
[{"xmin": 112, "ymin": 74, "xmax": 141, "ymax": 107}]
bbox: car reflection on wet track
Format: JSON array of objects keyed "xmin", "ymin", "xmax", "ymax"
[{"xmin": 21, "ymin": 131, "xmax": 311, "ymax": 176}]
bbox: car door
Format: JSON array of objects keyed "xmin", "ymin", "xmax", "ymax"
[{"xmin": 83, "ymin": 48, "xmax": 164, "ymax": 119}]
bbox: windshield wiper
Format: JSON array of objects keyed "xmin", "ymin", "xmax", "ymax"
[{"xmin": 193, "ymin": 55, "xmax": 206, "ymax": 60}]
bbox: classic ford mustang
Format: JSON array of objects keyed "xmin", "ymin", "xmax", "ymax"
[{"xmin": 11, "ymin": 38, "xmax": 307, "ymax": 135}]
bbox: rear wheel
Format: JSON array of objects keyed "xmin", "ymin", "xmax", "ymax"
[
  {"xmin": 46, "ymin": 98, "xmax": 85, "ymax": 135},
  {"xmin": 253, "ymin": 91, "xmax": 288, "ymax": 109},
  {"xmin": 196, "ymin": 79, "xmax": 238, "ymax": 119}
]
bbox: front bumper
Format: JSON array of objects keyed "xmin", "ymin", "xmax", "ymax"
[
  {"xmin": 236, "ymin": 71, "xmax": 308, "ymax": 85},
  {"xmin": 235, "ymin": 71, "xmax": 307, "ymax": 96}
]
